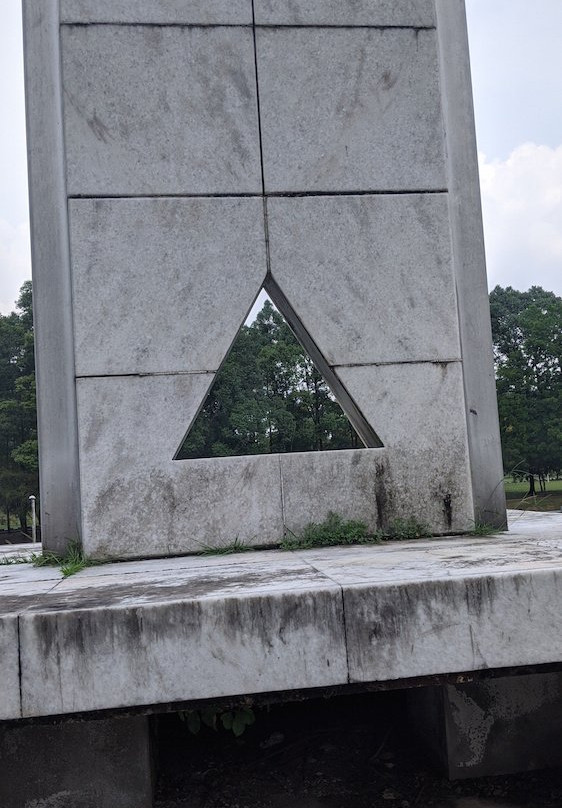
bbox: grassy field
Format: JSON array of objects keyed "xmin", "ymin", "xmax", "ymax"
[{"xmin": 504, "ymin": 478, "xmax": 562, "ymax": 511}]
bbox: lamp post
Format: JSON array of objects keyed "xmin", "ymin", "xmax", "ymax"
[{"xmin": 29, "ymin": 495, "xmax": 37, "ymax": 543}]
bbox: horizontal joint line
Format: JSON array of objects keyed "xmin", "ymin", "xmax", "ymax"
[
  {"xmin": 267, "ymin": 189, "xmax": 448, "ymax": 198},
  {"xmin": 256, "ymin": 24, "xmax": 436, "ymax": 31},
  {"xmin": 75, "ymin": 371, "xmax": 215, "ymax": 379},
  {"xmin": 332, "ymin": 359, "xmax": 462, "ymax": 369},
  {"xmin": 68, "ymin": 190, "xmax": 448, "ymax": 201},
  {"xmin": 61, "ymin": 22, "xmax": 253, "ymax": 28},
  {"xmin": 60, "ymin": 22, "xmax": 435, "ymax": 31}
]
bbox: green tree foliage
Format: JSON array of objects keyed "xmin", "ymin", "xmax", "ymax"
[
  {"xmin": 178, "ymin": 300, "xmax": 360, "ymax": 458},
  {"xmin": 0, "ymin": 281, "xmax": 38, "ymax": 530},
  {"xmin": 489, "ymin": 285, "xmax": 561, "ymax": 494}
]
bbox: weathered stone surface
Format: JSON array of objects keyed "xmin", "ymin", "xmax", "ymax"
[
  {"xmin": 61, "ymin": 0, "xmax": 252, "ymax": 24},
  {"xmin": 25, "ymin": 0, "xmax": 507, "ymax": 552},
  {"xmin": 412, "ymin": 673, "xmax": 562, "ymax": 779},
  {"xmin": 0, "ymin": 716, "xmax": 153, "ymax": 807},
  {"xmin": 61, "ymin": 25, "xmax": 261, "ymax": 195},
  {"xmin": 256, "ymin": 28, "xmax": 445, "ymax": 193},
  {"xmin": 443, "ymin": 674, "xmax": 562, "ymax": 778},
  {"xmin": 435, "ymin": 0, "xmax": 507, "ymax": 529},
  {"xmin": 69, "ymin": 197, "xmax": 266, "ymax": 376},
  {"xmin": 76, "ymin": 375, "xmax": 285, "ymax": 557},
  {"xmin": 343, "ymin": 569, "xmax": 562, "ymax": 684},
  {"xmin": 280, "ymin": 448, "xmax": 383, "ymax": 535},
  {"xmin": 294, "ymin": 527, "xmax": 562, "ymax": 586},
  {"xmin": 0, "ymin": 513, "xmax": 560, "ymax": 718},
  {"xmin": 335, "ymin": 362, "xmax": 473, "ymax": 533},
  {"xmin": 19, "ymin": 568, "xmax": 347, "ymax": 715},
  {"xmin": 0, "ymin": 615, "xmax": 20, "ymax": 719},
  {"xmin": 267, "ymin": 194, "xmax": 459, "ymax": 365},
  {"xmin": 23, "ymin": 0, "xmax": 81, "ymax": 555},
  {"xmin": 254, "ymin": 0, "xmax": 436, "ymax": 26},
  {"xmin": 336, "ymin": 361, "xmax": 468, "ymax": 451}
]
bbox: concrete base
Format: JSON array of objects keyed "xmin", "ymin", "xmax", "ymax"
[
  {"xmin": 411, "ymin": 672, "xmax": 562, "ymax": 779},
  {"xmin": 1, "ymin": 511, "xmax": 561, "ymax": 720},
  {"xmin": 0, "ymin": 715, "xmax": 153, "ymax": 808}
]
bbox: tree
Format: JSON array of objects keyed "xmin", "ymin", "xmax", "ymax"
[
  {"xmin": 489, "ymin": 285, "xmax": 561, "ymax": 495},
  {"xmin": 0, "ymin": 281, "xmax": 38, "ymax": 530},
  {"xmin": 178, "ymin": 299, "xmax": 360, "ymax": 459}
]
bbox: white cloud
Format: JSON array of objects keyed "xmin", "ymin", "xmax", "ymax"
[
  {"xmin": 479, "ymin": 144, "xmax": 562, "ymax": 295},
  {"xmin": 0, "ymin": 219, "xmax": 31, "ymax": 315}
]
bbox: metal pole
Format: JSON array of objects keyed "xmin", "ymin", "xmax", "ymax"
[{"xmin": 29, "ymin": 495, "xmax": 37, "ymax": 543}]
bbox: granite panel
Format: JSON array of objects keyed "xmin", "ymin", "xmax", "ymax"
[
  {"xmin": 257, "ymin": 28, "xmax": 445, "ymax": 192},
  {"xmin": 254, "ymin": 0, "xmax": 436, "ymax": 26},
  {"xmin": 76, "ymin": 375, "xmax": 285, "ymax": 558},
  {"xmin": 20, "ymin": 585, "xmax": 347, "ymax": 715},
  {"xmin": 280, "ymin": 448, "xmax": 384, "ymax": 535},
  {"xmin": 61, "ymin": 0, "xmax": 252, "ymax": 24},
  {"xmin": 62, "ymin": 25, "xmax": 261, "ymax": 195},
  {"xmin": 267, "ymin": 194, "xmax": 459, "ymax": 365},
  {"xmin": 70, "ymin": 197, "xmax": 266, "ymax": 376}
]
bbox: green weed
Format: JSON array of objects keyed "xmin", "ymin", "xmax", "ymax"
[
  {"xmin": 33, "ymin": 540, "xmax": 98, "ymax": 577},
  {"xmin": 280, "ymin": 512, "xmax": 433, "ymax": 551},
  {"xmin": 179, "ymin": 706, "xmax": 256, "ymax": 737},
  {"xmin": 468, "ymin": 522, "xmax": 499, "ymax": 536},
  {"xmin": 280, "ymin": 511, "xmax": 373, "ymax": 550},
  {"xmin": 381, "ymin": 517, "xmax": 431, "ymax": 541},
  {"xmin": 197, "ymin": 537, "xmax": 253, "ymax": 556}
]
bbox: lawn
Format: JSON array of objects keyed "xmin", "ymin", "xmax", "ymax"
[{"xmin": 504, "ymin": 478, "xmax": 562, "ymax": 512}]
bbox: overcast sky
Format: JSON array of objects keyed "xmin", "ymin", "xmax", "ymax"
[{"xmin": 0, "ymin": 0, "xmax": 561, "ymax": 314}]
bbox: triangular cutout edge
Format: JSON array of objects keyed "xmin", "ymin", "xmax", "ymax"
[{"xmin": 174, "ymin": 277, "xmax": 383, "ymax": 459}]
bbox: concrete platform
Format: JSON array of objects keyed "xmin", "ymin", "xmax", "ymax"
[{"xmin": 1, "ymin": 511, "xmax": 560, "ymax": 721}]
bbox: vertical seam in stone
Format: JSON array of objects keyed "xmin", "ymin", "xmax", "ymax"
[
  {"xmin": 251, "ymin": 0, "xmax": 267, "ymax": 197},
  {"xmin": 340, "ymin": 587, "xmax": 352, "ymax": 684},
  {"xmin": 250, "ymin": 0, "xmax": 273, "ymax": 283},
  {"xmin": 16, "ymin": 615, "xmax": 23, "ymax": 718},
  {"xmin": 295, "ymin": 557, "xmax": 352, "ymax": 685}
]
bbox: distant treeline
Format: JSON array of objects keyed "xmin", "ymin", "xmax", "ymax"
[{"xmin": 178, "ymin": 299, "xmax": 360, "ymax": 458}]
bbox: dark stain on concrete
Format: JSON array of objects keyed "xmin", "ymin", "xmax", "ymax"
[
  {"xmin": 87, "ymin": 113, "xmax": 112, "ymax": 144},
  {"xmin": 374, "ymin": 458, "xmax": 392, "ymax": 530},
  {"xmin": 443, "ymin": 493, "xmax": 453, "ymax": 530}
]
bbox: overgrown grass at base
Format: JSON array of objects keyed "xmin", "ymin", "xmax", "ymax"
[{"xmin": 280, "ymin": 512, "xmax": 431, "ymax": 551}]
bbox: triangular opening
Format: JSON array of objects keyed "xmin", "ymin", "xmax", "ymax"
[{"xmin": 175, "ymin": 279, "xmax": 382, "ymax": 460}]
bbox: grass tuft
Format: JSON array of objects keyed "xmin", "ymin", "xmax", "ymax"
[
  {"xmin": 33, "ymin": 540, "xmax": 97, "ymax": 577},
  {"xmin": 280, "ymin": 513, "xmax": 433, "ymax": 551},
  {"xmin": 382, "ymin": 517, "xmax": 432, "ymax": 541},
  {"xmin": 198, "ymin": 537, "xmax": 253, "ymax": 556},
  {"xmin": 280, "ymin": 512, "xmax": 372, "ymax": 551},
  {"xmin": 469, "ymin": 522, "xmax": 499, "ymax": 537}
]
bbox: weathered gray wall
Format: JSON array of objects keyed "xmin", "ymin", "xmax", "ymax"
[
  {"xmin": 411, "ymin": 672, "xmax": 562, "ymax": 778},
  {"xmin": 24, "ymin": 0, "xmax": 506, "ymax": 557}
]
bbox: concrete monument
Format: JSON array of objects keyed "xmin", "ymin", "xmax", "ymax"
[{"xmin": 24, "ymin": 0, "xmax": 505, "ymax": 560}]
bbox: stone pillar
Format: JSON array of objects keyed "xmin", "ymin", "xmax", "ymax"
[
  {"xmin": 410, "ymin": 671, "xmax": 562, "ymax": 779},
  {"xmin": 23, "ymin": 0, "xmax": 506, "ymax": 559},
  {"xmin": 0, "ymin": 715, "xmax": 153, "ymax": 808}
]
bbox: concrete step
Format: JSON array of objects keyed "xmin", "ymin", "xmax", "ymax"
[{"xmin": 1, "ymin": 511, "xmax": 561, "ymax": 721}]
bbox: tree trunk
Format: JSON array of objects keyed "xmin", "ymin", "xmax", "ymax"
[{"xmin": 527, "ymin": 474, "xmax": 536, "ymax": 497}]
